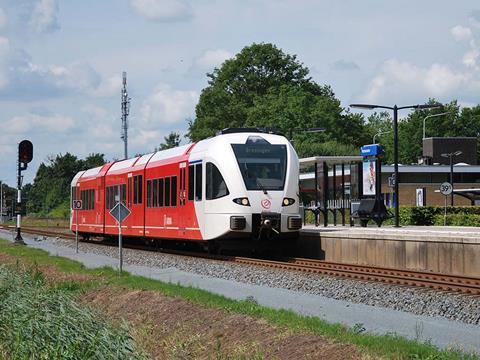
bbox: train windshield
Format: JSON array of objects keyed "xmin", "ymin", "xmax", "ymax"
[{"xmin": 232, "ymin": 143, "xmax": 287, "ymax": 191}]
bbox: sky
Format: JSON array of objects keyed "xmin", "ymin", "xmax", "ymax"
[{"xmin": 1, "ymin": 0, "xmax": 480, "ymax": 185}]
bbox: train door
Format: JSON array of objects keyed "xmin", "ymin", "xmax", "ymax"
[
  {"xmin": 129, "ymin": 172, "xmax": 144, "ymax": 236},
  {"xmin": 186, "ymin": 161, "xmax": 203, "ymax": 238},
  {"xmin": 178, "ymin": 162, "xmax": 187, "ymax": 236},
  {"xmin": 96, "ymin": 176, "xmax": 103, "ymax": 232}
]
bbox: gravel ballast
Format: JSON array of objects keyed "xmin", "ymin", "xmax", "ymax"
[{"xmin": 38, "ymin": 236, "xmax": 480, "ymax": 327}]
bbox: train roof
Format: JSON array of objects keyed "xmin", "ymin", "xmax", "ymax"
[{"xmin": 71, "ymin": 130, "xmax": 290, "ymax": 183}]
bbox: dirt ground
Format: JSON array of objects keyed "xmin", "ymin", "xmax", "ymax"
[
  {"xmin": 0, "ymin": 252, "xmax": 363, "ymax": 360},
  {"xmin": 81, "ymin": 287, "xmax": 362, "ymax": 360}
]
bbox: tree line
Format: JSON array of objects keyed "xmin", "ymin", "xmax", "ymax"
[{"xmin": 3, "ymin": 42, "xmax": 478, "ymax": 218}]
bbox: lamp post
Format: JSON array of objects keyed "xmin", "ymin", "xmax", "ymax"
[
  {"xmin": 350, "ymin": 103, "xmax": 442, "ymax": 227},
  {"xmin": 423, "ymin": 112, "xmax": 450, "ymax": 139},
  {"xmin": 441, "ymin": 150, "xmax": 462, "ymax": 206},
  {"xmin": 288, "ymin": 127, "xmax": 325, "ymax": 146},
  {"xmin": 373, "ymin": 129, "xmax": 392, "ymax": 144}
]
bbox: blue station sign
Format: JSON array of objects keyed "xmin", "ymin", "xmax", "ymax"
[{"xmin": 360, "ymin": 144, "xmax": 383, "ymax": 157}]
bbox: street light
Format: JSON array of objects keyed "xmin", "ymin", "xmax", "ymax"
[
  {"xmin": 350, "ymin": 103, "xmax": 442, "ymax": 227},
  {"xmin": 423, "ymin": 112, "xmax": 450, "ymax": 139},
  {"xmin": 288, "ymin": 127, "xmax": 325, "ymax": 146},
  {"xmin": 373, "ymin": 129, "xmax": 392, "ymax": 144},
  {"xmin": 441, "ymin": 150, "xmax": 462, "ymax": 206}
]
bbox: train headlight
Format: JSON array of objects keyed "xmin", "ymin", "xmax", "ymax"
[
  {"xmin": 233, "ymin": 197, "xmax": 250, "ymax": 206},
  {"xmin": 282, "ymin": 198, "xmax": 295, "ymax": 206}
]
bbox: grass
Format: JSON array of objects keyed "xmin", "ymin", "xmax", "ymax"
[
  {"xmin": 5, "ymin": 216, "xmax": 69, "ymax": 228},
  {"xmin": 0, "ymin": 239, "xmax": 477, "ymax": 360},
  {"xmin": 0, "ymin": 265, "xmax": 145, "ymax": 359}
]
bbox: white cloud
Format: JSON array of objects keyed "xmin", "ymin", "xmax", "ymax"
[
  {"xmin": 130, "ymin": 0, "xmax": 193, "ymax": 22},
  {"xmin": 30, "ymin": 0, "xmax": 59, "ymax": 33},
  {"xmin": 0, "ymin": 36, "xmax": 10, "ymax": 88},
  {"xmin": 140, "ymin": 83, "xmax": 198, "ymax": 129},
  {"xmin": 90, "ymin": 74, "xmax": 122, "ymax": 98},
  {"xmin": 359, "ymin": 59, "xmax": 467, "ymax": 103},
  {"xmin": 451, "ymin": 25, "xmax": 472, "ymax": 42},
  {"xmin": 0, "ymin": 43, "xmax": 123, "ymax": 99},
  {"xmin": 3, "ymin": 113, "xmax": 75, "ymax": 134},
  {"xmin": 82, "ymin": 104, "xmax": 108, "ymax": 119},
  {"xmin": 358, "ymin": 21, "xmax": 480, "ymax": 104},
  {"xmin": 194, "ymin": 49, "xmax": 232, "ymax": 70},
  {"xmin": 0, "ymin": 8, "xmax": 8, "ymax": 29}
]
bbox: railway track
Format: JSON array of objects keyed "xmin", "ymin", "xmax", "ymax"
[{"xmin": 1, "ymin": 225, "xmax": 480, "ymax": 296}]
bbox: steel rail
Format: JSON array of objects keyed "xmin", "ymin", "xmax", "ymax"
[
  {"xmin": 232, "ymin": 257, "xmax": 480, "ymax": 295},
  {"xmin": 1, "ymin": 225, "xmax": 479, "ymax": 295}
]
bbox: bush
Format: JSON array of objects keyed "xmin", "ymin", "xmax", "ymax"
[
  {"xmin": 433, "ymin": 214, "xmax": 480, "ymax": 227},
  {"xmin": 0, "ymin": 266, "xmax": 144, "ymax": 359},
  {"xmin": 387, "ymin": 206, "xmax": 480, "ymax": 226}
]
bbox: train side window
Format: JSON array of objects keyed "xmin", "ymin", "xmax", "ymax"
[
  {"xmin": 188, "ymin": 165, "xmax": 194, "ymax": 201},
  {"xmin": 121, "ymin": 184, "xmax": 126, "ymax": 205},
  {"xmin": 153, "ymin": 179, "xmax": 158, "ymax": 207},
  {"xmin": 106, "ymin": 187, "xmax": 110, "ymax": 209},
  {"xmin": 195, "ymin": 164, "xmax": 202, "ymax": 201},
  {"xmin": 165, "ymin": 177, "xmax": 171, "ymax": 206},
  {"xmin": 91, "ymin": 189, "xmax": 95, "ymax": 210},
  {"xmin": 106, "ymin": 186, "xmax": 114, "ymax": 210},
  {"xmin": 147, "ymin": 180, "xmax": 152, "ymax": 208},
  {"xmin": 158, "ymin": 178, "xmax": 164, "ymax": 207},
  {"xmin": 108, "ymin": 186, "xmax": 113, "ymax": 209},
  {"xmin": 133, "ymin": 176, "xmax": 138, "ymax": 204},
  {"xmin": 128, "ymin": 177, "xmax": 133, "ymax": 207},
  {"xmin": 132, "ymin": 175, "xmax": 143, "ymax": 205},
  {"xmin": 206, "ymin": 163, "xmax": 229, "ymax": 200},
  {"xmin": 113, "ymin": 186, "xmax": 119, "ymax": 207},
  {"xmin": 171, "ymin": 176, "xmax": 177, "ymax": 206},
  {"xmin": 137, "ymin": 175, "xmax": 143, "ymax": 204}
]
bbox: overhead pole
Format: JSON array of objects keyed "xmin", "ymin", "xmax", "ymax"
[{"xmin": 120, "ymin": 71, "xmax": 131, "ymax": 160}]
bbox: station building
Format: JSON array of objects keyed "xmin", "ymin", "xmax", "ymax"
[{"xmin": 299, "ymin": 137, "xmax": 480, "ymax": 207}]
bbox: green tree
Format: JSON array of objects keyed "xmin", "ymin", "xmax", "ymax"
[
  {"xmin": 27, "ymin": 153, "xmax": 106, "ymax": 216},
  {"xmin": 188, "ymin": 43, "xmax": 367, "ymax": 156},
  {"xmin": 158, "ymin": 132, "xmax": 180, "ymax": 150}
]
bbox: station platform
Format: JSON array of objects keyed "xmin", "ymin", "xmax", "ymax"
[{"xmin": 298, "ymin": 225, "xmax": 480, "ymax": 277}]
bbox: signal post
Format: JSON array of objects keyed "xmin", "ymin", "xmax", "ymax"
[{"xmin": 15, "ymin": 140, "xmax": 33, "ymax": 245}]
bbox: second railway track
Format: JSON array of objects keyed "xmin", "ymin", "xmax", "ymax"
[{"xmin": 2, "ymin": 225, "xmax": 480, "ymax": 296}]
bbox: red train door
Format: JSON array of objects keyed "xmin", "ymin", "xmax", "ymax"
[{"xmin": 178, "ymin": 162, "xmax": 187, "ymax": 236}]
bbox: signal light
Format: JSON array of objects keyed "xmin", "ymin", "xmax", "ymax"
[
  {"xmin": 282, "ymin": 198, "xmax": 295, "ymax": 206},
  {"xmin": 18, "ymin": 140, "xmax": 33, "ymax": 164}
]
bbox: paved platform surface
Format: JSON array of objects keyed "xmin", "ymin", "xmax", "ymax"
[
  {"xmin": 0, "ymin": 229, "xmax": 479, "ymax": 354},
  {"xmin": 301, "ymin": 225, "xmax": 480, "ymax": 242}
]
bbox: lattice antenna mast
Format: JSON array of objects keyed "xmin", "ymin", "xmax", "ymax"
[{"xmin": 120, "ymin": 71, "xmax": 131, "ymax": 160}]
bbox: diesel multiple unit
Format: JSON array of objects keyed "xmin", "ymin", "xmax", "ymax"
[{"xmin": 70, "ymin": 130, "xmax": 302, "ymax": 248}]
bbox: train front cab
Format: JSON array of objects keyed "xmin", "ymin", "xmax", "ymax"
[{"xmin": 192, "ymin": 132, "xmax": 302, "ymax": 249}]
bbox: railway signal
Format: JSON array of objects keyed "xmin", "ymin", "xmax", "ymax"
[{"xmin": 15, "ymin": 140, "xmax": 33, "ymax": 245}]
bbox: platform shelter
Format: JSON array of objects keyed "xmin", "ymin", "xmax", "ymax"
[{"xmin": 300, "ymin": 156, "xmax": 363, "ymax": 227}]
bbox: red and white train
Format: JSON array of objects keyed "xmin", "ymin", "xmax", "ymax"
[{"xmin": 70, "ymin": 129, "xmax": 302, "ymax": 249}]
